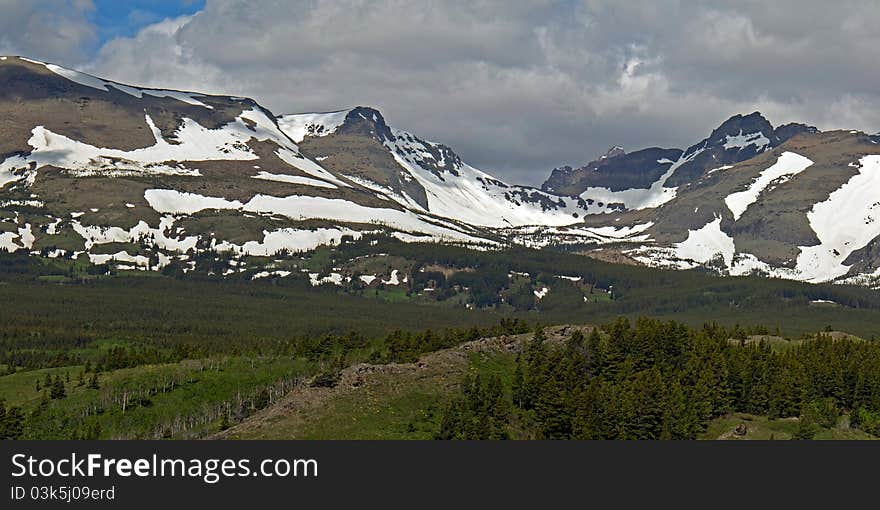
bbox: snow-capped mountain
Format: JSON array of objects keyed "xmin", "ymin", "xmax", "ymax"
[
  {"xmin": 542, "ymin": 112, "xmax": 818, "ymax": 204},
  {"xmin": 0, "ymin": 57, "xmax": 618, "ymax": 264},
  {"xmin": 279, "ymin": 107, "xmax": 617, "ymax": 228},
  {"xmin": 1, "ymin": 56, "xmax": 879, "ymax": 288}
]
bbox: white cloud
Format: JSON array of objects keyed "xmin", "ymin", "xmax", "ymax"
[{"xmin": 0, "ymin": 0, "xmax": 97, "ymax": 64}]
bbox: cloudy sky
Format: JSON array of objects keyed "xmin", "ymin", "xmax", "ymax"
[{"xmin": 2, "ymin": 0, "xmax": 879, "ymax": 185}]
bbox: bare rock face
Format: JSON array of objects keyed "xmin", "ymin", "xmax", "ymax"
[
  {"xmin": 667, "ymin": 112, "xmax": 790, "ymax": 187},
  {"xmin": 334, "ymin": 107, "xmax": 396, "ymax": 143},
  {"xmin": 543, "ymin": 146, "xmax": 683, "ymax": 195}
]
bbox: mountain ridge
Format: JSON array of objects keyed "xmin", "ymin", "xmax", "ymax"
[
  {"xmin": 0, "ymin": 56, "xmax": 878, "ymax": 288},
  {"xmin": 542, "ymin": 111, "xmax": 820, "ymax": 195}
]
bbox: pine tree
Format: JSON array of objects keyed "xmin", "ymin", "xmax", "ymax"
[
  {"xmin": 50, "ymin": 375, "xmax": 66, "ymax": 399},
  {"xmin": 586, "ymin": 328, "xmax": 604, "ymax": 374},
  {"xmin": 484, "ymin": 374, "xmax": 510, "ymax": 439},
  {"xmin": 535, "ymin": 374, "xmax": 571, "ymax": 439},
  {"xmin": 687, "ymin": 365, "xmax": 717, "ymax": 433},
  {"xmin": 31, "ymin": 392, "xmax": 49, "ymax": 418},
  {"xmin": 436, "ymin": 373, "xmax": 510, "ymax": 440},
  {"xmin": 511, "ymin": 355, "xmax": 525, "ymax": 408},
  {"xmin": 794, "ymin": 399, "xmax": 836, "ymax": 440},
  {"xmin": 436, "ymin": 398, "xmax": 464, "ymax": 440},
  {"xmin": 519, "ymin": 329, "xmax": 548, "ymax": 410},
  {"xmin": 0, "ymin": 400, "xmax": 25, "ymax": 440},
  {"xmin": 793, "ymin": 416, "xmax": 818, "ymax": 440},
  {"xmin": 661, "ymin": 379, "xmax": 691, "ymax": 439},
  {"xmin": 632, "ymin": 369, "xmax": 665, "ymax": 439}
]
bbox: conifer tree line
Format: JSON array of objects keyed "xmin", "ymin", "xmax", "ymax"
[
  {"xmin": 439, "ymin": 318, "xmax": 880, "ymax": 440},
  {"xmin": 0, "ymin": 399, "xmax": 25, "ymax": 439}
]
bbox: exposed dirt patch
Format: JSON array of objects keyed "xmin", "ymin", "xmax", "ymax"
[
  {"xmin": 420, "ymin": 263, "xmax": 476, "ymax": 276},
  {"xmin": 579, "ymin": 248, "xmax": 641, "ymax": 266}
]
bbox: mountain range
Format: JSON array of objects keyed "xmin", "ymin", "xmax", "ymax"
[{"xmin": 1, "ymin": 55, "xmax": 879, "ymax": 288}]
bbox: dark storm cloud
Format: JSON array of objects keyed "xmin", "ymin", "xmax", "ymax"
[{"xmin": 9, "ymin": 0, "xmax": 880, "ymax": 185}]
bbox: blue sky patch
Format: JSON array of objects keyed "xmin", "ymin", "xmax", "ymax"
[{"xmin": 90, "ymin": 0, "xmax": 205, "ymax": 43}]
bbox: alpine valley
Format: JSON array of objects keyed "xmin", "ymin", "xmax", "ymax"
[{"xmin": 1, "ymin": 56, "xmax": 879, "ymax": 288}]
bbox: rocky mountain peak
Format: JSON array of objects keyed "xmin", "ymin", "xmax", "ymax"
[
  {"xmin": 542, "ymin": 145, "xmax": 682, "ymax": 195},
  {"xmin": 667, "ymin": 112, "xmax": 791, "ymax": 187},
  {"xmin": 695, "ymin": 112, "xmax": 818, "ymax": 154},
  {"xmin": 600, "ymin": 146, "xmax": 626, "ymax": 160},
  {"xmin": 543, "ymin": 112, "xmax": 824, "ymax": 196},
  {"xmin": 336, "ymin": 106, "xmax": 395, "ymax": 142},
  {"xmin": 707, "ymin": 112, "xmax": 775, "ymax": 145}
]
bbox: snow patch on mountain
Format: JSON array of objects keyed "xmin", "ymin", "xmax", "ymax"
[
  {"xmin": 89, "ymin": 251, "xmax": 151, "ymax": 268},
  {"xmin": 252, "ymin": 270, "xmax": 292, "ymax": 280},
  {"xmin": 309, "ymin": 272, "xmax": 347, "ymax": 286},
  {"xmin": 629, "ymin": 155, "xmax": 880, "ymax": 284},
  {"xmin": 723, "ymin": 130, "xmax": 771, "ymax": 151},
  {"xmin": 278, "ymin": 111, "xmax": 350, "ymax": 143},
  {"xmin": 628, "ymin": 217, "xmax": 773, "ymax": 276},
  {"xmin": 17, "ymin": 223, "xmax": 34, "ymax": 249},
  {"xmin": 274, "ymin": 148, "xmax": 349, "ymax": 188},
  {"xmin": 143, "ymin": 189, "xmax": 493, "ymax": 246},
  {"xmin": 382, "ymin": 269, "xmax": 401, "ymax": 285},
  {"xmin": 243, "ymin": 194, "xmax": 487, "ymax": 244},
  {"xmin": 786, "ymin": 155, "xmax": 880, "ymax": 282},
  {"xmin": 0, "ymin": 224, "xmax": 34, "ymax": 252},
  {"xmin": 674, "ymin": 216, "xmax": 735, "ymax": 267},
  {"xmin": 252, "ymin": 171, "xmax": 338, "ymax": 189},
  {"xmin": 0, "ymin": 232, "xmax": 19, "ymax": 252},
  {"xmin": 578, "ymin": 149, "xmax": 703, "ymax": 210},
  {"xmin": 214, "ymin": 227, "xmax": 364, "ymax": 256},
  {"xmin": 506, "ymin": 222, "xmax": 654, "ymax": 248},
  {"xmin": 707, "ymin": 165, "xmax": 734, "ymax": 176},
  {"xmin": 144, "ymin": 190, "xmax": 243, "ymax": 215},
  {"xmin": 0, "ymin": 109, "xmax": 325, "ymax": 185},
  {"xmin": 46, "ymin": 218, "xmax": 62, "ymax": 235},
  {"xmin": 725, "ymin": 152, "xmax": 813, "ymax": 221},
  {"xmin": 20, "ymin": 57, "xmax": 213, "ymax": 109},
  {"xmin": 0, "ymin": 156, "xmax": 31, "ymax": 189},
  {"xmin": 838, "ymin": 266, "xmax": 880, "ymax": 289},
  {"xmin": 72, "ymin": 216, "xmax": 198, "ymax": 253}
]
